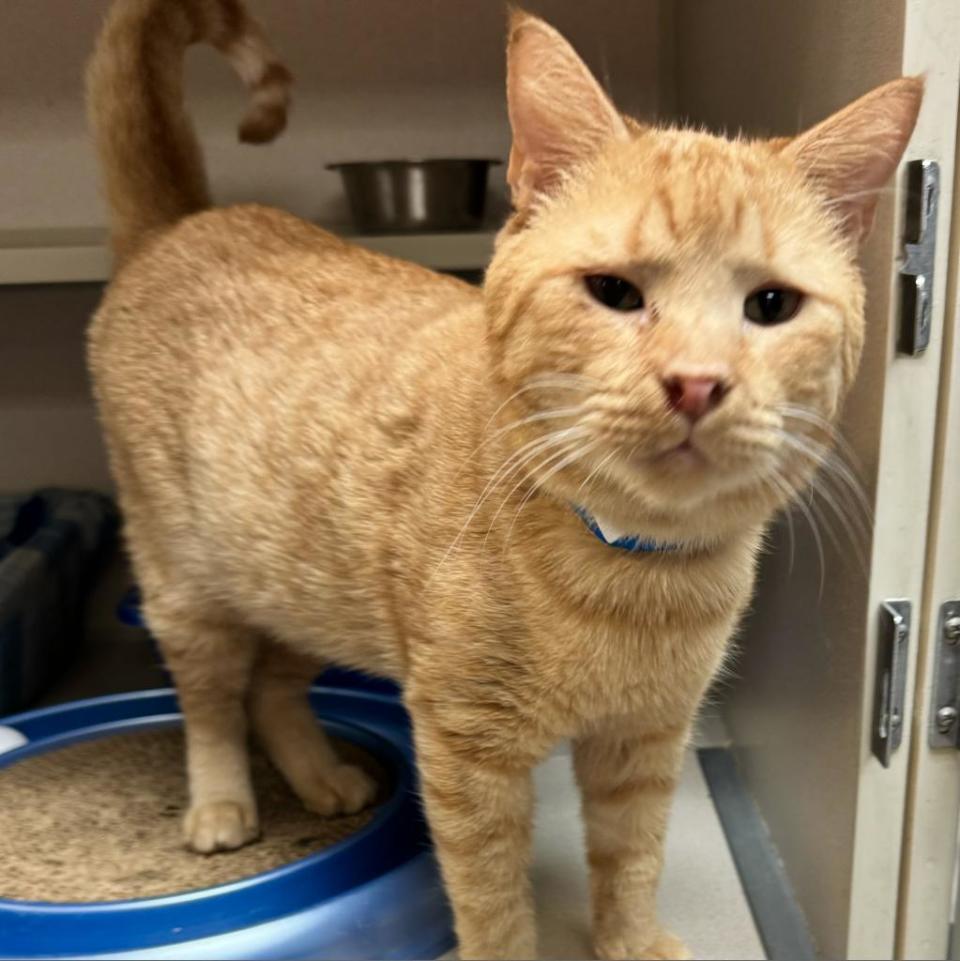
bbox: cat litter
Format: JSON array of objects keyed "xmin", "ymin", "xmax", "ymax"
[
  {"xmin": 0, "ymin": 728, "xmax": 381, "ymax": 902},
  {"xmin": 0, "ymin": 688, "xmax": 454, "ymax": 961}
]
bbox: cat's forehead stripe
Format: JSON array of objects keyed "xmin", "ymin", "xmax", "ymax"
[
  {"xmin": 629, "ymin": 183, "xmax": 773, "ymax": 264},
  {"xmin": 617, "ymin": 133, "xmax": 804, "ymax": 264},
  {"xmin": 655, "ymin": 185, "xmax": 678, "ymax": 239}
]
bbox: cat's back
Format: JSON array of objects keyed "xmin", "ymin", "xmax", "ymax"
[
  {"xmin": 89, "ymin": 202, "xmax": 480, "ymax": 462},
  {"xmin": 90, "ymin": 203, "xmax": 477, "ymax": 374}
]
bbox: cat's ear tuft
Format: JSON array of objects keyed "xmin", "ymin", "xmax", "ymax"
[
  {"xmin": 783, "ymin": 76, "xmax": 924, "ymax": 244},
  {"xmin": 506, "ymin": 10, "xmax": 628, "ymax": 212}
]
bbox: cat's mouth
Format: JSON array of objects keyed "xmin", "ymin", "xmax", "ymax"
[
  {"xmin": 649, "ymin": 438, "xmax": 708, "ymax": 470},
  {"xmin": 619, "ymin": 440, "xmax": 710, "ymax": 486}
]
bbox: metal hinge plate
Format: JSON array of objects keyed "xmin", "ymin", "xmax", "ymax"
[
  {"xmin": 899, "ymin": 159, "xmax": 940, "ymax": 356},
  {"xmin": 873, "ymin": 600, "xmax": 911, "ymax": 767},
  {"xmin": 929, "ymin": 600, "xmax": 960, "ymax": 749}
]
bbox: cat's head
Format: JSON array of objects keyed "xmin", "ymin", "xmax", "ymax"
[{"xmin": 484, "ymin": 11, "xmax": 922, "ymax": 543}]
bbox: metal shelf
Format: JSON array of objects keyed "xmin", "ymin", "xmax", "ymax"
[{"xmin": 0, "ymin": 225, "xmax": 496, "ymax": 285}]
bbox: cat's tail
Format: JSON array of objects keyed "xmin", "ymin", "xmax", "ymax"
[{"xmin": 86, "ymin": 0, "xmax": 292, "ymax": 265}]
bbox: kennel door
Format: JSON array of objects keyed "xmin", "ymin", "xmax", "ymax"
[{"xmin": 895, "ymin": 76, "xmax": 960, "ymax": 961}]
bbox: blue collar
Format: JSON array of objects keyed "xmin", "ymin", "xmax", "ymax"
[{"xmin": 572, "ymin": 505, "xmax": 680, "ymax": 554}]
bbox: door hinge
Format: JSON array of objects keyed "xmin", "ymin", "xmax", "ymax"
[
  {"xmin": 929, "ymin": 600, "xmax": 960, "ymax": 749},
  {"xmin": 899, "ymin": 159, "xmax": 940, "ymax": 356},
  {"xmin": 873, "ymin": 599, "xmax": 912, "ymax": 767}
]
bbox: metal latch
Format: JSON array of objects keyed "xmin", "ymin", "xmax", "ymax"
[
  {"xmin": 873, "ymin": 600, "xmax": 911, "ymax": 767},
  {"xmin": 899, "ymin": 159, "xmax": 939, "ymax": 356},
  {"xmin": 928, "ymin": 600, "xmax": 960, "ymax": 749}
]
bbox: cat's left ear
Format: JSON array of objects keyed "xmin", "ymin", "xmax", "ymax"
[
  {"xmin": 783, "ymin": 76, "xmax": 924, "ymax": 244},
  {"xmin": 506, "ymin": 10, "xmax": 629, "ymax": 212}
]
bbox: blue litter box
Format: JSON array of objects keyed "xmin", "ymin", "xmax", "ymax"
[{"xmin": 0, "ymin": 687, "xmax": 454, "ymax": 960}]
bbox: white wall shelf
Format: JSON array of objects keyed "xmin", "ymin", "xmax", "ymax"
[
  {"xmin": 0, "ymin": 229, "xmax": 111, "ymax": 286},
  {"xmin": 0, "ymin": 226, "xmax": 497, "ymax": 285}
]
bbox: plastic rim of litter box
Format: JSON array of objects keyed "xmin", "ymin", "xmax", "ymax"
[{"xmin": 0, "ymin": 687, "xmax": 454, "ymax": 961}]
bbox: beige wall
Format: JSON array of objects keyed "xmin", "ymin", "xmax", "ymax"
[
  {"xmin": 0, "ymin": 0, "xmax": 664, "ymax": 231},
  {"xmin": 0, "ymin": 284, "xmax": 109, "ymax": 493},
  {"xmin": 1, "ymin": 0, "xmax": 664, "ymax": 495},
  {"xmin": 675, "ymin": 0, "xmax": 903, "ymax": 138}
]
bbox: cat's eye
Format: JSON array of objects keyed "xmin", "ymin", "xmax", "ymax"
[
  {"xmin": 744, "ymin": 287, "xmax": 804, "ymax": 326},
  {"xmin": 585, "ymin": 275, "xmax": 645, "ymax": 312}
]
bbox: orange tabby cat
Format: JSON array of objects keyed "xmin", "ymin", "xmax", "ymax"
[{"xmin": 85, "ymin": 1, "xmax": 921, "ymax": 958}]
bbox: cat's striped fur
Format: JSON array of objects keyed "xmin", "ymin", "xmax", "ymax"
[{"xmin": 86, "ymin": 2, "xmax": 920, "ymax": 957}]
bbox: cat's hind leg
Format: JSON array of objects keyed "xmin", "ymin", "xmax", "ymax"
[
  {"xmin": 249, "ymin": 641, "xmax": 377, "ymax": 816},
  {"xmin": 143, "ymin": 598, "xmax": 260, "ymax": 853}
]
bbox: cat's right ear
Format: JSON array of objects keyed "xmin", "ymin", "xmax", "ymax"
[{"xmin": 506, "ymin": 10, "xmax": 628, "ymax": 212}]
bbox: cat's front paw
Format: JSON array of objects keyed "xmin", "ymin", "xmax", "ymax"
[
  {"xmin": 301, "ymin": 763, "xmax": 377, "ymax": 816},
  {"xmin": 184, "ymin": 798, "xmax": 259, "ymax": 853},
  {"xmin": 595, "ymin": 927, "xmax": 692, "ymax": 961}
]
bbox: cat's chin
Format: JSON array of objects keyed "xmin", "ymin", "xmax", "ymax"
[{"xmin": 593, "ymin": 454, "xmax": 785, "ymax": 539}]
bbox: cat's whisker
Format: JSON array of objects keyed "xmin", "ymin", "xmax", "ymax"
[
  {"xmin": 816, "ymin": 456, "xmax": 873, "ymax": 544},
  {"xmin": 774, "ymin": 421, "xmax": 868, "ymax": 515},
  {"xmin": 806, "ymin": 475, "xmax": 872, "ymax": 579},
  {"xmin": 574, "ymin": 449, "xmax": 617, "ymax": 500},
  {"xmin": 783, "ymin": 485, "xmax": 797, "ymax": 577},
  {"xmin": 802, "ymin": 481, "xmax": 857, "ymax": 572},
  {"xmin": 770, "ymin": 416, "xmax": 872, "ymax": 585},
  {"xmin": 503, "ymin": 441, "xmax": 600, "ymax": 548},
  {"xmin": 484, "ymin": 407, "xmax": 586, "ymax": 444},
  {"xmin": 482, "ymin": 439, "xmax": 588, "ymax": 549},
  {"xmin": 786, "ymin": 465, "xmax": 872, "ymax": 572},
  {"xmin": 482, "ymin": 428, "xmax": 592, "ymax": 517},
  {"xmin": 479, "ymin": 425, "xmax": 588, "ymax": 502},
  {"xmin": 778, "ymin": 404, "xmax": 865, "ymax": 473},
  {"xmin": 474, "ymin": 429, "xmax": 582, "ymax": 518},
  {"xmin": 452, "ymin": 371, "xmax": 596, "ymax": 479},
  {"xmin": 797, "ymin": 438, "xmax": 874, "ymax": 543},
  {"xmin": 453, "ymin": 405, "xmax": 588, "ymax": 481},
  {"xmin": 793, "ymin": 489, "xmax": 827, "ymax": 600},
  {"xmin": 775, "ymin": 428, "xmax": 830, "ymax": 467},
  {"xmin": 760, "ymin": 472, "xmax": 797, "ymax": 576},
  {"xmin": 431, "ymin": 426, "xmax": 591, "ymax": 579},
  {"xmin": 768, "ymin": 468, "xmax": 826, "ymax": 598},
  {"xmin": 439, "ymin": 430, "xmax": 566, "ymax": 567},
  {"xmin": 824, "ymin": 453, "xmax": 873, "ymax": 532},
  {"xmin": 480, "ymin": 374, "xmax": 594, "ymax": 437},
  {"xmin": 776, "ymin": 429, "xmax": 873, "ymax": 546}
]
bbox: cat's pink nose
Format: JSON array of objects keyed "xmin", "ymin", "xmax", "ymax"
[{"xmin": 662, "ymin": 375, "xmax": 729, "ymax": 422}]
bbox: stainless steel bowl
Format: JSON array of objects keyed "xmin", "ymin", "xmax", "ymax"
[{"xmin": 327, "ymin": 158, "xmax": 500, "ymax": 233}]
